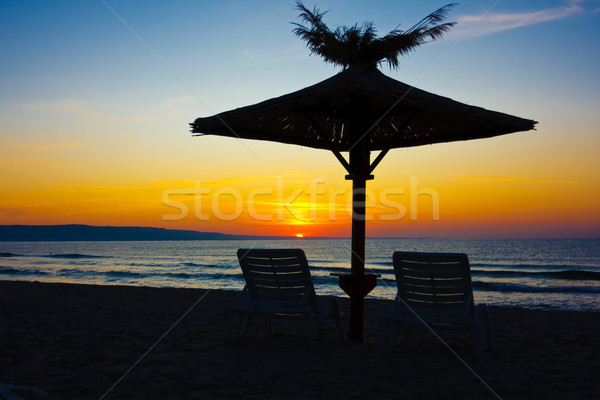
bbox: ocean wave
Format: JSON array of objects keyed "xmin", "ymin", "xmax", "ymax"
[
  {"xmin": 310, "ymin": 265, "xmax": 392, "ymax": 275},
  {"xmin": 157, "ymin": 271, "xmax": 223, "ymax": 280},
  {"xmin": 312, "ymin": 265, "xmax": 599, "ymax": 281},
  {"xmin": 55, "ymin": 268, "xmax": 238, "ymax": 282},
  {"xmin": 120, "ymin": 262, "xmax": 230, "ymax": 269},
  {"xmin": 163, "ymin": 272, "xmax": 200, "ymax": 279},
  {"xmin": 126, "ymin": 262, "xmax": 176, "ymax": 268},
  {"xmin": 472, "ymin": 269, "xmax": 600, "ymax": 281},
  {"xmin": 0, "ymin": 266, "xmax": 48, "ymax": 276},
  {"xmin": 45, "ymin": 253, "xmax": 109, "ymax": 259},
  {"xmin": 181, "ymin": 262, "xmax": 225, "ymax": 269},
  {"xmin": 471, "ymin": 262, "xmax": 600, "ymax": 270},
  {"xmin": 106, "ymin": 270, "xmax": 147, "ymax": 278},
  {"xmin": 3, "ymin": 252, "xmax": 114, "ymax": 260},
  {"xmin": 364, "ymin": 261, "xmax": 393, "ymax": 267},
  {"xmin": 309, "ymin": 265, "xmax": 347, "ymax": 273},
  {"xmin": 57, "ymin": 268, "xmax": 91, "ymax": 277},
  {"xmin": 161, "ymin": 271, "xmax": 241, "ymax": 280},
  {"xmin": 551, "ymin": 270, "xmax": 600, "ymax": 280},
  {"xmin": 182, "ymin": 262, "xmax": 204, "ymax": 267},
  {"xmin": 473, "ymin": 281, "xmax": 600, "ymax": 294}
]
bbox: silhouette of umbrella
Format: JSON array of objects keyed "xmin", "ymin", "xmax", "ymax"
[{"xmin": 190, "ymin": 65, "xmax": 536, "ymax": 341}]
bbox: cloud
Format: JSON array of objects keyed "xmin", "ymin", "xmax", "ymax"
[
  {"xmin": 0, "ymin": 158, "xmax": 73, "ymax": 171},
  {"xmin": 0, "ymin": 160, "xmax": 24, "ymax": 168},
  {"xmin": 454, "ymin": 0, "xmax": 585, "ymax": 37},
  {"xmin": 160, "ymin": 96, "xmax": 196, "ymax": 119},
  {"xmin": 26, "ymin": 99, "xmax": 99, "ymax": 120},
  {"xmin": 452, "ymin": 174, "xmax": 581, "ymax": 184},
  {"xmin": 149, "ymin": 175, "xmax": 282, "ymax": 189},
  {"xmin": 28, "ymin": 141, "xmax": 93, "ymax": 151},
  {"xmin": 25, "ymin": 99, "xmax": 151, "ymax": 125}
]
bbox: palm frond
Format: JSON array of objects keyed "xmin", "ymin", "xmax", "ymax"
[
  {"xmin": 405, "ymin": 3, "xmax": 458, "ymax": 34},
  {"xmin": 292, "ymin": 1, "xmax": 456, "ymax": 70},
  {"xmin": 421, "ymin": 22, "xmax": 456, "ymax": 41}
]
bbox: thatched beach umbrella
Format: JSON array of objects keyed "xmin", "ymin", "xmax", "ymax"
[{"xmin": 190, "ymin": 3, "xmax": 537, "ymax": 341}]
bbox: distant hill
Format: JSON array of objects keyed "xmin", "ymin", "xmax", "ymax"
[{"xmin": 0, "ymin": 224, "xmax": 277, "ymax": 242}]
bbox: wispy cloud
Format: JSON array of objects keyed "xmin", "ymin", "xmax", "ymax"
[
  {"xmin": 453, "ymin": 174, "xmax": 581, "ymax": 184},
  {"xmin": 150, "ymin": 175, "xmax": 283, "ymax": 189},
  {"xmin": 0, "ymin": 160, "xmax": 24, "ymax": 168},
  {"xmin": 25, "ymin": 99, "xmax": 151, "ymax": 125},
  {"xmin": 160, "ymin": 96, "xmax": 195, "ymax": 120},
  {"xmin": 454, "ymin": 0, "xmax": 585, "ymax": 37},
  {"xmin": 0, "ymin": 158, "xmax": 73, "ymax": 171},
  {"xmin": 28, "ymin": 141, "xmax": 93, "ymax": 151},
  {"xmin": 26, "ymin": 99, "xmax": 99, "ymax": 120}
]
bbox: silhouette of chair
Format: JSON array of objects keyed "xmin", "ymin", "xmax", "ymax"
[
  {"xmin": 225, "ymin": 248, "xmax": 344, "ymax": 340},
  {"xmin": 379, "ymin": 251, "xmax": 494, "ymax": 357}
]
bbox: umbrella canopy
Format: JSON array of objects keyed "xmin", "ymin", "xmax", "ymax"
[
  {"xmin": 191, "ymin": 66, "xmax": 536, "ymax": 152},
  {"xmin": 190, "ymin": 65, "xmax": 537, "ymax": 341}
]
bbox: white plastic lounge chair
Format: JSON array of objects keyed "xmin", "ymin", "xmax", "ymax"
[
  {"xmin": 225, "ymin": 248, "xmax": 344, "ymax": 340},
  {"xmin": 379, "ymin": 251, "xmax": 494, "ymax": 357}
]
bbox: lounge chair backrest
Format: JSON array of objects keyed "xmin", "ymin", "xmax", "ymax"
[
  {"xmin": 392, "ymin": 251, "xmax": 475, "ymax": 319},
  {"xmin": 237, "ymin": 248, "xmax": 317, "ymax": 312}
]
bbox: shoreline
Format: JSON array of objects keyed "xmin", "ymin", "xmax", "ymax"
[{"xmin": 1, "ymin": 280, "xmax": 598, "ymax": 399}]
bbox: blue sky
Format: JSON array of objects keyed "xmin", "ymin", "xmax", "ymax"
[
  {"xmin": 1, "ymin": 0, "xmax": 599, "ymax": 238},
  {"xmin": 3, "ymin": 1, "xmax": 598, "ymax": 114}
]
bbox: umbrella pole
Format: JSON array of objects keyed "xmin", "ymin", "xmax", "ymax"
[
  {"xmin": 347, "ymin": 173, "xmax": 370, "ymax": 341},
  {"xmin": 351, "ymin": 175, "xmax": 366, "ymax": 278},
  {"xmin": 334, "ymin": 95, "xmax": 378, "ymax": 341}
]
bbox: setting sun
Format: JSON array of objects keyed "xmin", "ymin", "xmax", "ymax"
[{"xmin": 296, "ymin": 233, "xmax": 304, "ymax": 238}]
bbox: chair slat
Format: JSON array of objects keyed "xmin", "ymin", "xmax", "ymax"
[
  {"xmin": 381, "ymin": 252, "xmax": 493, "ymax": 356},
  {"xmin": 401, "ymin": 275, "xmax": 464, "ymax": 286},
  {"xmin": 401, "ymin": 284, "xmax": 467, "ymax": 297},
  {"xmin": 247, "ymin": 269, "xmax": 305, "ymax": 278},
  {"xmin": 226, "ymin": 248, "xmax": 344, "ymax": 341},
  {"xmin": 400, "ymin": 267, "xmax": 465, "ymax": 279},
  {"xmin": 245, "ymin": 264, "xmax": 303, "ymax": 273},
  {"xmin": 238, "ymin": 249, "xmax": 314, "ymax": 303},
  {"xmin": 402, "ymin": 289, "xmax": 466, "ymax": 302},
  {"xmin": 392, "ymin": 251, "xmax": 475, "ymax": 316}
]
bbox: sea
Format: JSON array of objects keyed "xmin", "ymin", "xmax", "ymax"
[{"xmin": 1, "ymin": 239, "xmax": 599, "ymax": 312}]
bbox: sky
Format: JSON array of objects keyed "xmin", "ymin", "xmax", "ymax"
[{"xmin": 1, "ymin": 0, "xmax": 599, "ymax": 239}]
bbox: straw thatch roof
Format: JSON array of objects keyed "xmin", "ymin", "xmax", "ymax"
[{"xmin": 190, "ymin": 66, "xmax": 536, "ymax": 152}]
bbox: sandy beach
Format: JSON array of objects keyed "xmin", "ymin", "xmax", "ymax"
[{"xmin": 0, "ymin": 280, "xmax": 598, "ymax": 399}]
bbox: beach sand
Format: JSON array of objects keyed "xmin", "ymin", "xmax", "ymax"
[{"xmin": 0, "ymin": 280, "xmax": 598, "ymax": 400}]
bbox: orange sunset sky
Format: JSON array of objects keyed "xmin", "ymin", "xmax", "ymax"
[{"xmin": 1, "ymin": 0, "xmax": 599, "ymax": 238}]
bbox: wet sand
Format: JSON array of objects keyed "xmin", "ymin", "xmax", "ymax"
[{"xmin": 0, "ymin": 280, "xmax": 598, "ymax": 399}]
